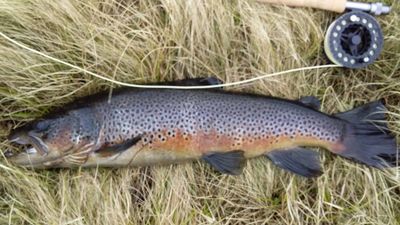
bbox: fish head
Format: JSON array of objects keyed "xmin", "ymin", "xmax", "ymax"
[{"xmin": 6, "ymin": 109, "xmax": 100, "ymax": 168}]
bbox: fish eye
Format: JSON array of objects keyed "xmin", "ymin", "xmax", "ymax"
[{"xmin": 34, "ymin": 120, "xmax": 52, "ymax": 133}]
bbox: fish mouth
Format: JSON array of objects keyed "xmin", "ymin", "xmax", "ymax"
[
  {"xmin": 5, "ymin": 136, "xmax": 59, "ymax": 168},
  {"xmin": 8, "ymin": 136, "xmax": 30, "ymax": 145},
  {"xmin": 5, "ymin": 147, "xmax": 60, "ymax": 168}
]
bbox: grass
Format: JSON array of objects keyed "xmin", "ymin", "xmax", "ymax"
[{"xmin": 0, "ymin": 0, "xmax": 399, "ymax": 224}]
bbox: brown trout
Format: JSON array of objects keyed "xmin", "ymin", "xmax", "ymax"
[{"xmin": 6, "ymin": 78, "xmax": 398, "ymax": 177}]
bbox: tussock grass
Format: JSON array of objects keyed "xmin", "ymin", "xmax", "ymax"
[{"xmin": 0, "ymin": 0, "xmax": 399, "ymax": 224}]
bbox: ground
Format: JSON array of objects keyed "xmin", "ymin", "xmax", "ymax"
[{"xmin": 0, "ymin": 0, "xmax": 399, "ymax": 224}]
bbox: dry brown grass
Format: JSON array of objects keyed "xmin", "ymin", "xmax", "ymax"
[{"xmin": 0, "ymin": 0, "xmax": 399, "ymax": 224}]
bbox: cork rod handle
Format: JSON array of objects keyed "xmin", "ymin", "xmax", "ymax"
[{"xmin": 256, "ymin": 0, "xmax": 347, "ymax": 13}]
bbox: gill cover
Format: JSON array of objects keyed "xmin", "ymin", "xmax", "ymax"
[{"xmin": 7, "ymin": 107, "xmax": 102, "ymax": 167}]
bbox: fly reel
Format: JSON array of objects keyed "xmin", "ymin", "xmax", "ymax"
[
  {"xmin": 324, "ymin": 11, "xmax": 383, "ymax": 68},
  {"xmin": 257, "ymin": 0, "xmax": 391, "ymax": 68}
]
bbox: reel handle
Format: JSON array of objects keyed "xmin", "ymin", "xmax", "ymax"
[{"xmin": 256, "ymin": 0, "xmax": 346, "ymax": 13}]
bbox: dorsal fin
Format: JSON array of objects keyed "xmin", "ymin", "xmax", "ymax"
[
  {"xmin": 159, "ymin": 77, "xmax": 223, "ymax": 87},
  {"xmin": 298, "ymin": 96, "xmax": 321, "ymax": 110}
]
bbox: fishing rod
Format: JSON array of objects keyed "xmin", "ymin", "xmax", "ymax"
[{"xmin": 257, "ymin": 0, "xmax": 391, "ymax": 68}]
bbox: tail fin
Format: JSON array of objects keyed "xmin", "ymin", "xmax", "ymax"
[{"xmin": 335, "ymin": 100, "xmax": 398, "ymax": 168}]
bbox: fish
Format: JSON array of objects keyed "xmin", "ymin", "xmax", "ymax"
[{"xmin": 5, "ymin": 77, "xmax": 398, "ymax": 177}]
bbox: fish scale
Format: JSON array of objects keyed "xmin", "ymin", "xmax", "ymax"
[
  {"xmin": 7, "ymin": 81, "xmax": 397, "ymax": 177},
  {"xmin": 92, "ymin": 89, "xmax": 343, "ymax": 154}
]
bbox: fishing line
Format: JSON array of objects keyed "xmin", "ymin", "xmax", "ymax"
[{"xmin": 0, "ymin": 31, "xmax": 341, "ymax": 89}]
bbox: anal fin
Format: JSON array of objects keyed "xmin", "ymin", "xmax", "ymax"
[
  {"xmin": 202, "ymin": 150, "xmax": 245, "ymax": 175},
  {"xmin": 265, "ymin": 147, "xmax": 322, "ymax": 177}
]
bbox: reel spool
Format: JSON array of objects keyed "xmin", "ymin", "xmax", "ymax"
[{"xmin": 324, "ymin": 11, "xmax": 383, "ymax": 69}]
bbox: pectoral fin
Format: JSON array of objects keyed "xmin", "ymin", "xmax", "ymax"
[
  {"xmin": 298, "ymin": 96, "xmax": 320, "ymax": 110},
  {"xmin": 96, "ymin": 135, "xmax": 142, "ymax": 157},
  {"xmin": 202, "ymin": 150, "xmax": 245, "ymax": 175},
  {"xmin": 265, "ymin": 147, "xmax": 322, "ymax": 177}
]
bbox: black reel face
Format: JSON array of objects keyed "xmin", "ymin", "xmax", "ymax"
[{"xmin": 324, "ymin": 11, "xmax": 383, "ymax": 69}]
